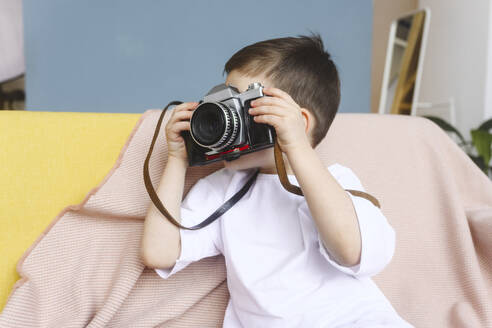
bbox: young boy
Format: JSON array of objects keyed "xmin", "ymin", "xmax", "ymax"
[{"xmin": 141, "ymin": 33, "xmax": 413, "ymax": 328}]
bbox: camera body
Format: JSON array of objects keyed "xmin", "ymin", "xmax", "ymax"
[{"xmin": 181, "ymin": 82, "xmax": 276, "ymax": 166}]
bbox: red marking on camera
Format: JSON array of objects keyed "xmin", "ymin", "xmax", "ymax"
[{"xmin": 205, "ymin": 144, "xmax": 251, "ymax": 161}]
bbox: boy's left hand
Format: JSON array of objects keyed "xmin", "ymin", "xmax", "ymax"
[{"xmin": 249, "ymin": 87, "xmax": 311, "ymax": 154}]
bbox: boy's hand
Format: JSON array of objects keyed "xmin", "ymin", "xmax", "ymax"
[
  {"xmin": 165, "ymin": 101, "xmax": 200, "ymax": 165},
  {"xmin": 248, "ymin": 87, "xmax": 311, "ymax": 154}
]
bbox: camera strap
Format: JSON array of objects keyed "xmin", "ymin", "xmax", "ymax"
[
  {"xmin": 143, "ymin": 101, "xmax": 381, "ymax": 231},
  {"xmin": 272, "ymin": 137, "xmax": 381, "ymax": 208}
]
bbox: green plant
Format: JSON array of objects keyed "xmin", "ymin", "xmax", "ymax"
[{"xmin": 421, "ymin": 116, "xmax": 492, "ymax": 179}]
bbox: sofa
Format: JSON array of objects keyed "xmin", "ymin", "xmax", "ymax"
[
  {"xmin": 1, "ymin": 109, "xmax": 491, "ymax": 327},
  {"xmin": 0, "ymin": 110, "xmax": 141, "ymax": 310}
]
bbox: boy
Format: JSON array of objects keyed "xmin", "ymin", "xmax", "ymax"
[{"xmin": 141, "ymin": 33, "xmax": 413, "ymax": 327}]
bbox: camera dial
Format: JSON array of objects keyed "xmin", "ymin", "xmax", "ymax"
[{"xmin": 247, "ymin": 82, "xmax": 262, "ymax": 90}]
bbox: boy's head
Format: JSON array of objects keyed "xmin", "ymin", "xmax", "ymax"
[{"xmin": 221, "ymin": 32, "xmax": 341, "ymax": 173}]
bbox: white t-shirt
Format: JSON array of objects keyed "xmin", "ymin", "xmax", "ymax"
[{"xmin": 155, "ymin": 163, "xmax": 413, "ymax": 328}]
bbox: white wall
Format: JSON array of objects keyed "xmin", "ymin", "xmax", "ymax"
[
  {"xmin": 371, "ymin": 0, "xmax": 417, "ymax": 113},
  {"xmin": 418, "ymin": 0, "xmax": 491, "ymax": 137},
  {"xmin": 485, "ymin": 1, "xmax": 492, "ymax": 119}
]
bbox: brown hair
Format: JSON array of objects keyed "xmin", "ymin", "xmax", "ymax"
[{"xmin": 223, "ymin": 31, "xmax": 341, "ymax": 148}]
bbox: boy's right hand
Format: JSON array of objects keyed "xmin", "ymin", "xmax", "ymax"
[{"xmin": 165, "ymin": 101, "xmax": 200, "ymax": 165}]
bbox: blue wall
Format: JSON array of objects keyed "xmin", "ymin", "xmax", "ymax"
[{"xmin": 23, "ymin": 0, "xmax": 373, "ymax": 113}]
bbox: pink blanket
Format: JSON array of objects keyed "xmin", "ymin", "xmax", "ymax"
[{"xmin": 1, "ymin": 110, "xmax": 491, "ymax": 327}]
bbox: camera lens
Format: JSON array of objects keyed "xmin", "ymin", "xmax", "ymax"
[{"xmin": 190, "ymin": 102, "xmax": 239, "ymax": 150}]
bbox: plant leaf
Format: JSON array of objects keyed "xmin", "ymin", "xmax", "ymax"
[
  {"xmin": 468, "ymin": 154, "xmax": 487, "ymax": 173},
  {"xmin": 477, "ymin": 117, "xmax": 492, "ymax": 131},
  {"xmin": 470, "ymin": 129, "xmax": 492, "ymax": 168},
  {"xmin": 421, "ymin": 115, "xmax": 466, "ymax": 145}
]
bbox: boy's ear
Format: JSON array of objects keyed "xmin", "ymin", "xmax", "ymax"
[
  {"xmin": 300, "ymin": 108, "xmax": 315, "ymax": 146},
  {"xmin": 300, "ymin": 107, "xmax": 312, "ymax": 134}
]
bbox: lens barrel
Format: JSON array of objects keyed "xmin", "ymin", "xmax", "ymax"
[{"xmin": 190, "ymin": 102, "xmax": 239, "ymax": 150}]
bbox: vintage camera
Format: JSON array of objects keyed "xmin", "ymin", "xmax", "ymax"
[{"xmin": 181, "ymin": 82, "xmax": 276, "ymax": 166}]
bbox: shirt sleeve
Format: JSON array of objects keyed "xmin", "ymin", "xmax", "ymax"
[
  {"xmin": 155, "ymin": 177, "xmax": 223, "ymax": 280},
  {"xmin": 298, "ymin": 165, "xmax": 396, "ymax": 279}
]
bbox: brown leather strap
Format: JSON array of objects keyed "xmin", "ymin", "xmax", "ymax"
[
  {"xmin": 144, "ymin": 102, "xmax": 261, "ymax": 231},
  {"xmin": 273, "ymin": 138, "xmax": 381, "ymax": 208}
]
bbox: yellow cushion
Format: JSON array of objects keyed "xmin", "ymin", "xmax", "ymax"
[{"xmin": 0, "ymin": 110, "xmax": 141, "ymax": 311}]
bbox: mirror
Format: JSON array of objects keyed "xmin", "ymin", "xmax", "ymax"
[{"xmin": 378, "ymin": 8, "xmax": 431, "ymax": 115}]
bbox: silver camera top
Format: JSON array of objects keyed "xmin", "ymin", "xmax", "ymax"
[{"xmin": 203, "ymin": 82, "xmax": 264, "ymax": 106}]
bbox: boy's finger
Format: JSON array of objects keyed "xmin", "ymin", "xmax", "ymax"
[
  {"xmin": 169, "ymin": 121, "xmax": 191, "ymax": 135},
  {"xmin": 253, "ymin": 114, "xmax": 279, "ymax": 128},
  {"xmin": 249, "ymin": 105, "xmax": 284, "ymax": 117},
  {"xmin": 263, "ymin": 87, "xmax": 298, "ymax": 107},
  {"xmin": 252, "ymin": 96, "xmax": 286, "ymax": 108},
  {"xmin": 174, "ymin": 102, "xmax": 199, "ymax": 112},
  {"xmin": 171, "ymin": 110, "xmax": 194, "ymax": 121}
]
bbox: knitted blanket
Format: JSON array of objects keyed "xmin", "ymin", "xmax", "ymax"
[{"xmin": 1, "ymin": 109, "xmax": 491, "ymax": 327}]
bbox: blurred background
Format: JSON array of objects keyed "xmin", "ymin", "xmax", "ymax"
[
  {"xmin": 1, "ymin": 0, "xmax": 491, "ymax": 142},
  {"xmin": 2, "ymin": 0, "xmax": 374, "ymax": 116}
]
